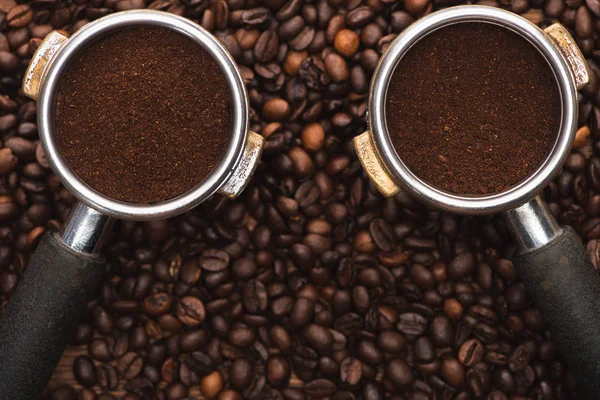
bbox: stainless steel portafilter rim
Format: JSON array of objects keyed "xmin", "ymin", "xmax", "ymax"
[
  {"xmin": 38, "ymin": 10, "xmax": 249, "ymax": 220},
  {"xmin": 369, "ymin": 5, "xmax": 577, "ymax": 215}
]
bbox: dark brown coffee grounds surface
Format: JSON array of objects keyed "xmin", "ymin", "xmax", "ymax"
[
  {"xmin": 386, "ymin": 22, "xmax": 561, "ymax": 195},
  {"xmin": 55, "ymin": 27, "xmax": 231, "ymax": 204}
]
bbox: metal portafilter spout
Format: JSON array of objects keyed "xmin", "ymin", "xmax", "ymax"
[
  {"xmin": 355, "ymin": 6, "xmax": 600, "ymax": 399},
  {"xmin": 0, "ymin": 10, "xmax": 263, "ymax": 400}
]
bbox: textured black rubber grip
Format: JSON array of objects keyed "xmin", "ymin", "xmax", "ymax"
[
  {"xmin": 0, "ymin": 232, "xmax": 105, "ymax": 400},
  {"xmin": 514, "ymin": 226, "xmax": 600, "ymax": 399}
]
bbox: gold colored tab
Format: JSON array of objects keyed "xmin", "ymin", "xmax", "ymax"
[
  {"xmin": 353, "ymin": 131, "xmax": 401, "ymax": 198},
  {"xmin": 23, "ymin": 31, "xmax": 68, "ymax": 100},
  {"xmin": 545, "ymin": 23, "xmax": 590, "ymax": 90}
]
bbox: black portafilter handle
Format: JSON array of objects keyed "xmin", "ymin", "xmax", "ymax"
[
  {"xmin": 0, "ymin": 232, "xmax": 106, "ymax": 400},
  {"xmin": 0, "ymin": 201, "xmax": 111, "ymax": 400},
  {"xmin": 509, "ymin": 200, "xmax": 600, "ymax": 400}
]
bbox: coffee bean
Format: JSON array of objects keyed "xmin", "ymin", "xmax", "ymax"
[
  {"xmin": 270, "ymin": 325, "xmax": 292, "ymax": 354},
  {"xmin": 229, "ymin": 358, "xmax": 253, "ymax": 389},
  {"xmin": 176, "ymin": 296, "xmax": 205, "ymax": 326},
  {"xmin": 448, "ymin": 252, "xmax": 475, "ymax": 278},
  {"xmin": 576, "ymin": 5, "xmax": 593, "ymax": 38},
  {"xmin": 369, "ymin": 219, "xmax": 395, "ymax": 252},
  {"xmin": 440, "ymin": 358, "xmax": 465, "ymax": 387},
  {"xmin": 0, "ymin": 148, "xmax": 17, "ymax": 176},
  {"xmin": 346, "ymin": 6, "xmax": 374, "ymax": 28},
  {"xmin": 97, "ymin": 364, "xmax": 119, "ymax": 391},
  {"xmin": 144, "ymin": 292, "xmax": 172, "ymax": 316},
  {"xmin": 266, "ymin": 355, "xmax": 291, "ymax": 388},
  {"xmin": 376, "ymin": 330, "xmax": 407, "ymax": 354},
  {"xmin": 242, "ymin": 279, "xmax": 268, "ymax": 312},
  {"xmin": 200, "ymin": 249, "xmax": 230, "ymax": 271},
  {"xmin": 356, "ymin": 340, "xmax": 383, "ymax": 364},
  {"xmin": 303, "ymin": 324, "xmax": 333, "ymax": 352},
  {"xmin": 73, "ymin": 356, "xmax": 97, "ymax": 388},
  {"xmin": 304, "ymin": 378, "xmax": 337, "ymax": 397},
  {"xmin": 218, "ymin": 390, "xmax": 243, "ymax": 400},
  {"xmin": 386, "ymin": 359, "xmax": 413, "ymax": 389},
  {"xmin": 431, "ymin": 315, "xmax": 454, "ymax": 347},
  {"xmin": 117, "ymin": 352, "xmax": 144, "ymax": 380},
  {"xmin": 291, "ymin": 297, "xmax": 314, "ymax": 327},
  {"xmin": 89, "ymin": 338, "xmax": 113, "ymax": 362},
  {"xmin": 414, "ymin": 337, "xmax": 435, "ymax": 364},
  {"xmin": 187, "ymin": 352, "xmax": 214, "ymax": 378},
  {"xmin": 324, "ymin": 53, "xmax": 348, "ymax": 82},
  {"xmin": 165, "ymin": 382, "xmax": 188, "ymax": 399},
  {"xmin": 161, "ymin": 358, "xmax": 178, "ymax": 383},
  {"xmin": 7, "ymin": 5, "xmax": 33, "ymax": 28},
  {"xmin": 397, "ymin": 312, "xmax": 427, "ymax": 336},
  {"xmin": 200, "ymin": 371, "xmax": 224, "ymax": 399},
  {"xmin": 334, "ymin": 29, "xmax": 360, "ymax": 57},
  {"xmin": 255, "ymin": 31, "xmax": 279, "ymax": 62},
  {"xmin": 228, "ymin": 326, "xmax": 256, "ymax": 347},
  {"xmin": 339, "ymin": 357, "xmax": 362, "ymax": 385},
  {"xmin": 508, "ymin": 344, "xmax": 531, "ymax": 372},
  {"xmin": 178, "ymin": 329, "xmax": 207, "ymax": 353},
  {"xmin": 458, "ymin": 339, "xmax": 484, "ymax": 367}
]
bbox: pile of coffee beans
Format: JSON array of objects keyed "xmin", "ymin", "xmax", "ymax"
[{"xmin": 0, "ymin": 0, "xmax": 598, "ymax": 399}]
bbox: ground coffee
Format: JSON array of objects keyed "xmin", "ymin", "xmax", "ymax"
[
  {"xmin": 55, "ymin": 26, "xmax": 231, "ymax": 204},
  {"xmin": 386, "ymin": 22, "xmax": 561, "ymax": 195}
]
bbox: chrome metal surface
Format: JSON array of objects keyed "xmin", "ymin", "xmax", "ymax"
[
  {"xmin": 37, "ymin": 10, "xmax": 249, "ymax": 220},
  {"xmin": 368, "ymin": 6, "xmax": 577, "ymax": 215},
  {"xmin": 60, "ymin": 202, "xmax": 114, "ymax": 254},
  {"xmin": 218, "ymin": 130, "xmax": 264, "ymax": 198},
  {"xmin": 504, "ymin": 196, "xmax": 562, "ymax": 251}
]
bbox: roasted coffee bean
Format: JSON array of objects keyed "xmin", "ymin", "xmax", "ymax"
[
  {"xmin": 178, "ymin": 329, "xmax": 207, "ymax": 353},
  {"xmin": 340, "ymin": 357, "xmax": 362, "ymax": 385},
  {"xmin": 144, "ymin": 292, "xmax": 172, "ymax": 316},
  {"xmin": 441, "ymin": 358, "xmax": 465, "ymax": 387},
  {"xmin": 176, "ymin": 296, "xmax": 205, "ymax": 326},
  {"xmin": 7, "ymin": 5, "xmax": 33, "ymax": 28},
  {"xmin": 228, "ymin": 326, "xmax": 256, "ymax": 347},
  {"xmin": 303, "ymin": 323, "xmax": 333, "ymax": 352},
  {"xmin": 458, "ymin": 339, "xmax": 484, "ymax": 367},
  {"xmin": 243, "ymin": 279, "xmax": 268, "ymax": 312},
  {"xmin": 117, "ymin": 353, "xmax": 144, "ymax": 380},
  {"xmin": 304, "ymin": 379, "xmax": 337, "ymax": 397},
  {"xmin": 397, "ymin": 312, "xmax": 427, "ymax": 336},
  {"xmin": 89, "ymin": 338, "xmax": 113, "ymax": 362},
  {"xmin": 386, "ymin": 359, "xmax": 413, "ymax": 389},
  {"xmin": 431, "ymin": 315, "xmax": 454, "ymax": 347},
  {"xmin": 357, "ymin": 340, "xmax": 383, "ymax": 364},
  {"xmin": 73, "ymin": 356, "xmax": 97, "ymax": 388},
  {"xmin": 508, "ymin": 344, "xmax": 531, "ymax": 372},
  {"xmin": 200, "ymin": 371, "xmax": 224, "ymax": 399},
  {"xmin": 369, "ymin": 219, "xmax": 395, "ymax": 251},
  {"xmin": 97, "ymin": 364, "xmax": 119, "ymax": 391},
  {"xmin": 377, "ymin": 330, "xmax": 407, "ymax": 354},
  {"xmin": 199, "ymin": 249, "xmax": 230, "ymax": 271},
  {"xmin": 414, "ymin": 337, "xmax": 435, "ymax": 364},
  {"xmin": 266, "ymin": 355, "xmax": 291, "ymax": 388}
]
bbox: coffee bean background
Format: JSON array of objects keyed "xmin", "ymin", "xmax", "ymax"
[{"xmin": 0, "ymin": 0, "xmax": 598, "ymax": 398}]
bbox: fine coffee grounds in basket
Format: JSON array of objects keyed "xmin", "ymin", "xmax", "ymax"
[
  {"xmin": 386, "ymin": 22, "xmax": 561, "ymax": 195},
  {"xmin": 55, "ymin": 27, "xmax": 231, "ymax": 204}
]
